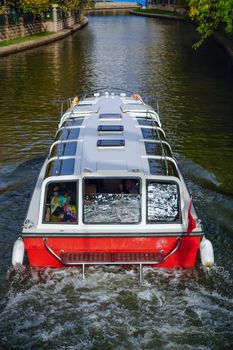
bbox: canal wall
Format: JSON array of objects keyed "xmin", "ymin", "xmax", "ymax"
[
  {"xmin": 0, "ymin": 18, "xmax": 47, "ymax": 42},
  {"xmin": 0, "ymin": 5, "xmax": 82, "ymax": 42},
  {"xmin": 129, "ymin": 10, "xmax": 186, "ymax": 21},
  {"xmin": 85, "ymin": 1, "xmax": 141, "ymax": 13},
  {"xmin": 0, "ymin": 17, "xmax": 88, "ymax": 57},
  {"xmin": 94, "ymin": 1, "xmax": 142, "ymax": 9}
]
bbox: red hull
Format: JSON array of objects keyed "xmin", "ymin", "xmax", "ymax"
[{"xmin": 24, "ymin": 236, "xmax": 201, "ymax": 268}]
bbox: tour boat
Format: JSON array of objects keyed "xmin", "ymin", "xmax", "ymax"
[{"xmin": 12, "ymin": 88, "xmax": 214, "ymax": 278}]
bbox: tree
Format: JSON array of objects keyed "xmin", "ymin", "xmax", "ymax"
[
  {"xmin": 4, "ymin": 0, "xmax": 90, "ymax": 14},
  {"xmin": 7, "ymin": 0, "xmax": 52, "ymax": 14},
  {"xmin": 188, "ymin": 0, "xmax": 233, "ymax": 47},
  {"xmin": 57, "ymin": 0, "xmax": 87, "ymax": 12}
]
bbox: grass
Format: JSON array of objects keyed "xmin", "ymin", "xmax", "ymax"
[
  {"xmin": 0, "ymin": 31, "xmax": 54, "ymax": 47},
  {"xmin": 133, "ymin": 8, "xmax": 181, "ymax": 17}
]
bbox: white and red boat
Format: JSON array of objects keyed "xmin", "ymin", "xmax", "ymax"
[{"xmin": 12, "ymin": 89, "xmax": 214, "ymax": 278}]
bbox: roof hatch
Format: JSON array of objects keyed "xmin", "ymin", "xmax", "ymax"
[
  {"xmin": 98, "ymin": 125, "xmax": 124, "ymax": 133},
  {"xmin": 97, "ymin": 139, "xmax": 125, "ymax": 148},
  {"xmin": 99, "ymin": 113, "xmax": 122, "ymax": 120}
]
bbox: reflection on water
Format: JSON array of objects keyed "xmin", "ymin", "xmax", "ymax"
[{"xmin": 0, "ymin": 15, "xmax": 233, "ymax": 350}]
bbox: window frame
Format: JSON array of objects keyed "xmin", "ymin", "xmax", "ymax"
[
  {"xmin": 49, "ymin": 141, "xmax": 77, "ymax": 158},
  {"xmin": 45, "ymin": 157, "xmax": 76, "ymax": 178},
  {"xmin": 82, "ymin": 176, "xmax": 142, "ymax": 225},
  {"xmin": 42, "ymin": 180, "xmax": 78, "ymax": 225}
]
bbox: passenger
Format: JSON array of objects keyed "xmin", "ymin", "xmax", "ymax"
[
  {"xmin": 124, "ymin": 179, "xmax": 139, "ymax": 194},
  {"xmin": 63, "ymin": 195, "xmax": 77, "ymax": 222},
  {"xmin": 50, "ymin": 185, "xmax": 67, "ymax": 221}
]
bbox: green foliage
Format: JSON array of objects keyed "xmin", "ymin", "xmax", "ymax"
[
  {"xmin": 6, "ymin": 0, "xmax": 52, "ymax": 14},
  {"xmin": 3, "ymin": 0, "xmax": 90, "ymax": 14},
  {"xmin": 57, "ymin": 0, "xmax": 85, "ymax": 12},
  {"xmin": 188, "ymin": 0, "xmax": 233, "ymax": 47}
]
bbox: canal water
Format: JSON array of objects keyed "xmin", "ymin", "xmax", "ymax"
[{"xmin": 0, "ymin": 14, "xmax": 233, "ymax": 350}]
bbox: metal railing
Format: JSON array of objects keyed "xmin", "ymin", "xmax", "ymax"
[
  {"xmin": 0, "ymin": 12, "xmax": 41, "ymax": 27},
  {"xmin": 44, "ymin": 237, "xmax": 181, "ymax": 282}
]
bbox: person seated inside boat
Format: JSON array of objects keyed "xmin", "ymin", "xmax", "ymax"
[
  {"xmin": 44, "ymin": 181, "xmax": 77, "ymax": 223},
  {"xmin": 63, "ymin": 194, "xmax": 77, "ymax": 222},
  {"xmin": 50, "ymin": 185, "xmax": 68, "ymax": 222},
  {"xmin": 123, "ymin": 179, "xmax": 139, "ymax": 194}
]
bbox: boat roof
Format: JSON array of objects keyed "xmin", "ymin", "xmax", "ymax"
[{"xmin": 45, "ymin": 93, "xmax": 178, "ymax": 179}]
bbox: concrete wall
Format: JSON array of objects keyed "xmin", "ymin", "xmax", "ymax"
[
  {"xmin": 0, "ymin": 8, "xmax": 82, "ymax": 42},
  {"xmin": 94, "ymin": 2, "xmax": 142, "ymax": 9},
  {"xmin": 0, "ymin": 20, "xmax": 47, "ymax": 41}
]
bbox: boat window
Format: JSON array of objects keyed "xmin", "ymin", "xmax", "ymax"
[
  {"xmin": 148, "ymin": 158, "xmax": 178, "ymax": 177},
  {"xmin": 99, "ymin": 113, "xmax": 122, "ymax": 120},
  {"xmin": 137, "ymin": 119, "xmax": 159, "ymax": 127},
  {"xmin": 45, "ymin": 159, "xmax": 75, "ymax": 177},
  {"xmin": 63, "ymin": 118, "xmax": 84, "ymax": 127},
  {"xmin": 44, "ymin": 181, "xmax": 77, "ymax": 224},
  {"xmin": 141, "ymin": 128, "xmax": 165, "ymax": 141},
  {"xmin": 50, "ymin": 142, "xmax": 77, "ymax": 158},
  {"xmin": 145, "ymin": 142, "xmax": 172, "ymax": 157},
  {"xmin": 83, "ymin": 178, "xmax": 141, "ymax": 224},
  {"xmin": 98, "ymin": 125, "xmax": 124, "ymax": 132},
  {"xmin": 97, "ymin": 139, "xmax": 125, "ymax": 147},
  {"xmin": 147, "ymin": 181, "xmax": 180, "ymax": 223},
  {"xmin": 56, "ymin": 128, "xmax": 80, "ymax": 141}
]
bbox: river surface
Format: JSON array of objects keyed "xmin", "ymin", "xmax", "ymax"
[{"xmin": 0, "ymin": 14, "xmax": 233, "ymax": 350}]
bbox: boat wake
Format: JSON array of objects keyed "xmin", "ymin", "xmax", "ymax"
[{"xmin": 1, "ymin": 265, "xmax": 233, "ymax": 350}]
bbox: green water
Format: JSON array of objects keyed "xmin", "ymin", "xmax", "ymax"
[{"xmin": 0, "ymin": 15, "xmax": 232, "ymax": 350}]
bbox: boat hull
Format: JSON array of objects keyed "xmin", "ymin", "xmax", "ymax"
[{"xmin": 23, "ymin": 235, "xmax": 201, "ymax": 268}]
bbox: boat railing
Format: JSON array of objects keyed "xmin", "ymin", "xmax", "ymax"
[
  {"xmin": 145, "ymin": 107, "xmax": 170, "ymax": 175},
  {"xmin": 43, "ymin": 237, "xmax": 181, "ymax": 283},
  {"xmin": 52, "ymin": 98, "xmax": 70, "ymax": 118},
  {"xmin": 156, "ymin": 100, "xmax": 160, "ymax": 115}
]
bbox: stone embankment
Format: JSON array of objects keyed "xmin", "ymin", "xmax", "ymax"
[
  {"xmin": 129, "ymin": 9, "xmax": 187, "ymax": 21},
  {"xmin": 0, "ymin": 17, "xmax": 88, "ymax": 57},
  {"xmin": 93, "ymin": 2, "xmax": 141, "ymax": 10}
]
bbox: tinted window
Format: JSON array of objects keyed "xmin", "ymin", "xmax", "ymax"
[
  {"xmin": 63, "ymin": 119, "xmax": 84, "ymax": 127},
  {"xmin": 145, "ymin": 142, "xmax": 172, "ymax": 157},
  {"xmin": 148, "ymin": 158, "xmax": 178, "ymax": 177},
  {"xmin": 141, "ymin": 128, "xmax": 165, "ymax": 140},
  {"xmin": 45, "ymin": 159, "xmax": 75, "ymax": 177},
  {"xmin": 50, "ymin": 142, "xmax": 77, "ymax": 158},
  {"xmin": 137, "ymin": 119, "xmax": 159, "ymax": 127},
  {"xmin": 56, "ymin": 128, "xmax": 80, "ymax": 141}
]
